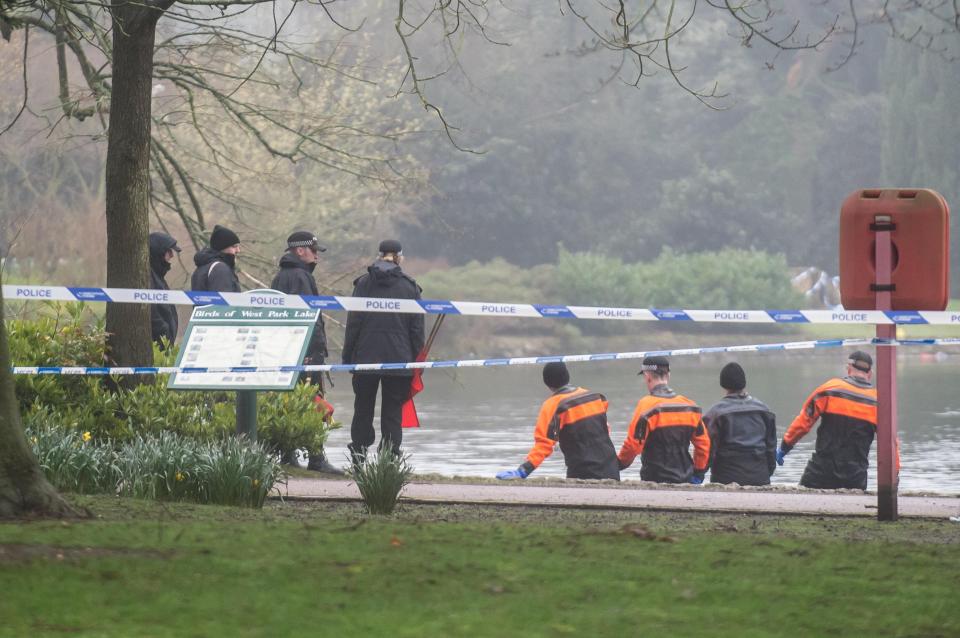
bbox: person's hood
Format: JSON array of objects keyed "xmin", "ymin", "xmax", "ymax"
[
  {"xmin": 366, "ymin": 259, "xmax": 402, "ymax": 286},
  {"xmin": 194, "ymin": 246, "xmax": 235, "ymax": 270},
  {"xmin": 278, "ymin": 251, "xmax": 316, "ymax": 273},
  {"xmin": 149, "ymin": 233, "xmax": 179, "ymax": 277}
]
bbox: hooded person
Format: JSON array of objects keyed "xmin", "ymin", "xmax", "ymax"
[
  {"xmin": 342, "ymin": 239, "xmax": 425, "ymax": 462},
  {"xmin": 191, "ymin": 224, "xmax": 241, "ymax": 293},
  {"xmin": 148, "ymin": 232, "xmax": 181, "ymax": 348},
  {"xmin": 270, "ymin": 231, "xmax": 340, "ymax": 474}
]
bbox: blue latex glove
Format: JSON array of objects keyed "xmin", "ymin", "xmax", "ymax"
[
  {"xmin": 776, "ymin": 447, "xmax": 788, "ymax": 466},
  {"xmin": 496, "ymin": 467, "xmax": 528, "ymax": 480},
  {"xmin": 689, "ymin": 474, "xmax": 705, "ymax": 485}
]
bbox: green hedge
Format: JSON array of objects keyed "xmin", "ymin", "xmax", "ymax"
[
  {"xmin": 555, "ymin": 247, "xmax": 804, "ymax": 309},
  {"xmin": 418, "ymin": 249, "xmax": 803, "ymax": 310}
]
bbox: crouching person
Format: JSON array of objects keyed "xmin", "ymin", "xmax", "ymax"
[
  {"xmin": 496, "ymin": 362, "xmax": 620, "ymax": 481},
  {"xmin": 617, "ymin": 356, "xmax": 711, "ymax": 484}
]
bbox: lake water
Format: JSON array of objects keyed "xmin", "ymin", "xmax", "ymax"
[{"xmin": 322, "ymin": 350, "xmax": 960, "ymax": 494}]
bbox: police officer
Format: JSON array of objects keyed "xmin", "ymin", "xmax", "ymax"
[
  {"xmin": 269, "ymin": 231, "xmax": 341, "ymax": 474},
  {"xmin": 148, "ymin": 231, "xmax": 181, "ymax": 349},
  {"xmin": 496, "ymin": 362, "xmax": 619, "ymax": 481},
  {"xmin": 617, "ymin": 355, "xmax": 711, "ymax": 484},
  {"xmin": 342, "ymin": 240, "xmax": 424, "ymax": 462},
  {"xmin": 702, "ymin": 362, "xmax": 777, "ymax": 486},
  {"xmin": 778, "ymin": 351, "xmax": 894, "ymax": 490},
  {"xmin": 191, "ymin": 224, "xmax": 241, "ymax": 293}
]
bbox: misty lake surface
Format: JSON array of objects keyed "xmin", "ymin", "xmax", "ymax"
[{"xmin": 324, "ymin": 352, "xmax": 960, "ymax": 494}]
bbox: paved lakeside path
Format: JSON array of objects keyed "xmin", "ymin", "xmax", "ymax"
[{"xmin": 280, "ymin": 477, "xmax": 960, "ymax": 519}]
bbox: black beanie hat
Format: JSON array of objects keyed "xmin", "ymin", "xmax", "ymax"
[
  {"xmin": 542, "ymin": 362, "xmax": 570, "ymax": 389},
  {"xmin": 378, "ymin": 239, "xmax": 402, "ymax": 254},
  {"xmin": 719, "ymin": 362, "xmax": 746, "ymax": 392},
  {"xmin": 210, "ymin": 225, "xmax": 240, "ymax": 251}
]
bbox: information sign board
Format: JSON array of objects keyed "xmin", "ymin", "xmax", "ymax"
[{"xmin": 168, "ymin": 302, "xmax": 318, "ymax": 391}]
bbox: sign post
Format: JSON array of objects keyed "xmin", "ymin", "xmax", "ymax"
[
  {"xmin": 840, "ymin": 189, "xmax": 950, "ymax": 521},
  {"xmin": 872, "ymin": 215, "xmax": 898, "ymax": 521},
  {"xmin": 168, "ymin": 299, "xmax": 318, "ymax": 439},
  {"xmin": 236, "ymin": 390, "xmax": 258, "ymax": 441}
]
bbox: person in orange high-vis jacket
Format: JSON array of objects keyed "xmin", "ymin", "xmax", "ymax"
[
  {"xmin": 618, "ymin": 355, "xmax": 711, "ymax": 484},
  {"xmin": 778, "ymin": 350, "xmax": 899, "ymax": 490},
  {"xmin": 496, "ymin": 362, "xmax": 620, "ymax": 480}
]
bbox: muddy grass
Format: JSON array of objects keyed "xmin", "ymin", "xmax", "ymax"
[{"xmin": 52, "ymin": 494, "xmax": 960, "ymax": 545}]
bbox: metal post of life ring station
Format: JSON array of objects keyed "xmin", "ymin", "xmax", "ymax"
[
  {"xmin": 840, "ymin": 188, "xmax": 950, "ymax": 522},
  {"xmin": 871, "ymin": 215, "xmax": 898, "ymax": 521}
]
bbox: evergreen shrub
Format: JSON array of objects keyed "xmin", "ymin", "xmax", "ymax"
[{"xmin": 9, "ymin": 303, "xmax": 336, "ymax": 457}]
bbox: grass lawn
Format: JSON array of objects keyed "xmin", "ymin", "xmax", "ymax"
[{"xmin": 1, "ymin": 496, "xmax": 958, "ymax": 638}]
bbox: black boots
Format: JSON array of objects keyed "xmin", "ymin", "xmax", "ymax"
[{"xmin": 307, "ymin": 449, "xmax": 345, "ymax": 475}]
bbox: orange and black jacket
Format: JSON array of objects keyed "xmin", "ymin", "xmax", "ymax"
[
  {"xmin": 617, "ymin": 384, "xmax": 711, "ymax": 484},
  {"xmin": 782, "ymin": 375, "xmax": 897, "ymax": 490},
  {"xmin": 519, "ymin": 386, "xmax": 620, "ymax": 480}
]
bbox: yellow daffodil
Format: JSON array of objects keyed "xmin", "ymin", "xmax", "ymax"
[
  {"xmin": 252, "ymin": 479, "xmax": 260, "ymax": 488},
  {"xmin": 175, "ymin": 472, "xmax": 185, "ymax": 482},
  {"xmin": 31, "ymin": 436, "xmax": 38, "ymax": 445},
  {"xmin": 82, "ymin": 431, "xmax": 92, "ymax": 443}
]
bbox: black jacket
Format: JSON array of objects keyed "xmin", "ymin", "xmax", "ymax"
[
  {"xmin": 270, "ymin": 252, "xmax": 328, "ymax": 361},
  {"xmin": 191, "ymin": 247, "xmax": 241, "ymax": 293},
  {"xmin": 149, "ymin": 234, "xmax": 179, "ymax": 348},
  {"xmin": 703, "ymin": 393, "xmax": 777, "ymax": 486},
  {"xmin": 342, "ymin": 260, "xmax": 425, "ymax": 376}
]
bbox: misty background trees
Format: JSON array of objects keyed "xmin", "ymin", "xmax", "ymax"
[{"xmin": 1, "ymin": 1, "xmax": 958, "ymax": 293}]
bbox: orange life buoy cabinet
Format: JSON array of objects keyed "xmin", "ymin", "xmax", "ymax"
[{"xmin": 839, "ymin": 188, "xmax": 950, "ymax": 310}]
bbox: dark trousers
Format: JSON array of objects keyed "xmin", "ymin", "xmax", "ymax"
[{"xmin": 350, "ymin": 374, "xmax": 411, "ymax": 455}]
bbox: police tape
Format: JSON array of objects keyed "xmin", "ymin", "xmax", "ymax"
[
  {"xmin": 10, "ymin": 337, "xmax": 960, "ymax": 376},
  {"xmin": 5, "ymin": 284, "xmax": 960, "ymax": 325}
]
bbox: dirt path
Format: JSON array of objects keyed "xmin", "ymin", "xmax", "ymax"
[{"xmin": 281, "ymin": 477, "xmax": 960, "ymax": 518}]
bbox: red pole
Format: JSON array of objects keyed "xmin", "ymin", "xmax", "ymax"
[{"xmin": 874, "ymin": 217, "xmax": 898, "ymax": 521}]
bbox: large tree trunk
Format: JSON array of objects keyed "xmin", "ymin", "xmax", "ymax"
[
  {"xmin": 0, "ymin": 282, "xmax": 78, "ymax": 518},
  {"xmin": 103, "ymin": 5, "xmax": 159, "ymax": 384}
]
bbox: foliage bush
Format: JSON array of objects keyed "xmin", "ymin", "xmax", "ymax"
[
  {"xmin": 29, "ymin": 427, "xmax": 117, "ymax": 495},
  {"xmin": 255, "ymin": 383, "xmax": 331, "ymax": 457},
  {"xmin": 26, "ymin": 427, "xmax": 282, "ymax": 507},
  {"xmin": 418, "ymin": 249, "xmax": 802, "ymax": 312},
  {"xmin": 418, "ymin": 257, "xmax": 556, "ymax": 304},
  {"xmin": 348, "ymin": 442, "xmax": 413, "ymax": 515},
  {"xmin": 7, "ymin": 302, "xmax": 107, "ymax": 414},
  {"xmin": 9, "ymin": 303, "xmax": 336, "ymax": 456},
  {"xmin": 555, "ymin": 247, "xmax": 804, "ymax": 309}
]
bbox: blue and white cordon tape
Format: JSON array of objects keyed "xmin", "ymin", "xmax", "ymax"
[
  {"xmin": 5, "ymin": 284, "xmax": 960, "ymax": 325},
  {"xmin": 11, "ymin": 338, "xmax": 960, "ymax": 376}
]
